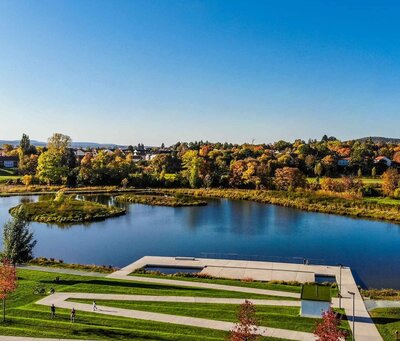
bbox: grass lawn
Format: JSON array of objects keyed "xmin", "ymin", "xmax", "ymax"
[
  {"xmin": 130, "ymin": 271, "xmax": 302, "ymax": 294},
  {"xmin": 370, "ymin": 307, "xmax": 400, "ymax": 341},
  {"xmin": 364, "ymin": 197, "xmax": 400, "ymax": 206},
  {"xmin": 1, "ymin": 269, "xmax": 299, "ymax": 340},
  {"xmin": 306, "ymin": 177, "xmax": 382, "ymax": 184},
  {"xmin": 0, "ymin": 168, "xmax": 21, "ymax": 183},
  {"xmin": 70, "ymin": 299, "xmax": 321, "ymax": 333}
]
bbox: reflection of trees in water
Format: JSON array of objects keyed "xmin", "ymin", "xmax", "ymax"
[
  {"xmin": 20, "ymin": 197, "xmax": 34, "ymax": 204},
  {"xmin": 269, "ymin": 206, "xmax": 305, "ymax": 235},
  {"xmin": 181, "ymin": 199, "xmax": 272, "ymax": 235},
  {"xmin": 180, "ymin": 199, "xmax": 308, "ymax": 236}
]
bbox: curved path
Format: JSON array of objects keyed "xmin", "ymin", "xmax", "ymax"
[{"xmin": 37, "ymin": 293, "xmax": 312, "ymax": 341}]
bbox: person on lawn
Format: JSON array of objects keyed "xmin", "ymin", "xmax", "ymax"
[
  {"xmin": 50, "ymin": 304, "xmax": 56, "ymax": 319},
  {"xmin": 92, "ymin": 301, "xmax": 97, "ymax": 311},
  {"xmin": 70, "ymin": 307, "xmax": 76, "ymax": 323}
]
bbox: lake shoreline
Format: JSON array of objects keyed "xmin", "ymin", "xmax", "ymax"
[{"xmin": 1, "ymin": 185, "xmax": 399, "ymax": 224}]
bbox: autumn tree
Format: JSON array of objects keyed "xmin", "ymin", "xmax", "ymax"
[
  {"xmin": 314, "ymin": 163, "xmax": 323, "ymax": 177},
  {"xmin": 382, "ymin": 169, "xmax": 399, "ymax": 197},
  {"xmin": 314, "ymin": 308, "xmax": 348, "ymax": 341},
  {"xmin": 229, "ymin": 300, "xmax": 260, "ymax": 341},
  {"xmin": 274, "ymin": 167, "xmax": 306, "ymax": 191},
  {"xmin": 2, "ymin": 215, "xmax": 37, "ymax": 265},
  {"xmin": 0, "ymin": 259, "xmax": 17, "ymax": 322},
  {"xmin": 47, "ymin": 133, "xmax": 72, "ymax": 154}
]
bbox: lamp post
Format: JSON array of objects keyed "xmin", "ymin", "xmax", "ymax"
[
  {"xmin": 348, "ymin": 291, "xmax": 355, "ymax": 341},
  {"xmin": 338, "ymin": 264, "xmax": 343, "ymax": 309}
]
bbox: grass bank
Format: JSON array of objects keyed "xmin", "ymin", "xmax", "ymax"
[
  {"xmin": 362, "ymin": 288, "xmax": 400, "ymax": 301},
  {"xmin": 161, "ymin": 188, "xmax": 400, "ymax": 224},
  {"xmin": 370, "ymin": 307, "xmax": 400, "ymax": 341},
  {"xmin": 116, "ymin": 193, "xmax": 207, "ymax": 207},
  {"xmin": 28, "ymin": 257, "xmax": 117, "ymax": 273},
  {"xmin": 9, "ymin": 197, "xmax": 125, "ymax": 223}
]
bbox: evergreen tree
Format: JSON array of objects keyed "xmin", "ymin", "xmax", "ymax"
[{"xmin": 2, "ymin": 215, "xmax": 37, "ymax": 265}]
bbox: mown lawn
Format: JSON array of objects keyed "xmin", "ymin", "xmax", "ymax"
[
  {"xmin": 306, "ymin": 177, "xmax": 382, "ymax": 184},
  {"xmin": 1, "ymin": 269, "xmax": 297, "ymax": 340},
  {"xmin": 370, "ymin": 307, "xmax": 400, "ymax": 341},
  {"xmin": 364, "ymin": 197, "xmax": 400, "ymax": 206},
  {"xmin": 70, "ymin": 299, "xmax": 321, "ymax": 333},
  {"xmin": 130, "ymin": 271, "xmax": 302, "ymax": 294},
  {"xmin": 0, "ymin": 168, "xmax": 21, "ymax": 183}
]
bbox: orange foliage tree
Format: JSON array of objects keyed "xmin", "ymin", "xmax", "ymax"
[
  {"xmin": 229, "ymin": 300, "xmax": 260, "ymax": 341},
  {"xmin": 314, "ymin": 308, "xmax": 348, "ymax": 341},
  {"xmin": 0, "ymin": 259, "xmax": 17, "ymax": 322},
  {"xmin": 274, "ymin": 167, "xmax": 306, "ymax": 190}
]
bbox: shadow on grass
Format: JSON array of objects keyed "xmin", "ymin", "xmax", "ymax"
[
  {"xmin": 40, "ymin": 279, "xmax": 205, "ymax": 292},
  {"xmin": 371, "ymin": 317, "xmax": 400, "ymax": 325}
]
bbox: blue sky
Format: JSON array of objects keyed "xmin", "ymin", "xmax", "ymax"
[{"xmin": 0, "ymin": 0, "xmax": 399, "ymax": 145}]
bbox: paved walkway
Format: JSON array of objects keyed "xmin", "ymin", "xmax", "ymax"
[
  {"xmin": 110, "ymin": 256, "xmax": 383, "ymax": 341},
  {"xmin": 38, "ymin": 292, "xmax": 300, "ymax": 306},
  {"xmin": 37, "ymin": 293, "xmax": 313, "ymax": 341}
]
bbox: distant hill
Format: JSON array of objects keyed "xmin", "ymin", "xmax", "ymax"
[
  {"xmin": 0, "ymin": 140, "xmax": 127, "ymax": 149},
  {"xmin": 354, "ymin": 136, "xmax": 400, "ymax": 144}
]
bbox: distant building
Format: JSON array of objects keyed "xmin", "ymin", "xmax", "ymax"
[
  {"xmin": 0, "ymin": 156, "xmax": 19, "ymax": 168},
  {"xmin": 300, "ymin": 284, "xmax": 331, "ymax": 318},
  {"xmin": 74, "ymin": 149, "xmax": 86, "ymax": 161},
  {"xmin": 337, "ymin": 157, "xmax": 350, "ymax": 167},
  {"xmin": 374, "ymin": 156, "xmax": 392, "ymax": 168}
]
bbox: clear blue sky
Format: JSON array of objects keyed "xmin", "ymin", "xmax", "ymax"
[{"xmin": 1, "ymin": 0, "xmax": 399, "ymax": 146}]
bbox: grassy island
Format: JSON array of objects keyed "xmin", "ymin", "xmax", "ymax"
[
  {"xmin": 116, "ymin": 193, "xmax": 207, "ymax": 207},
  {"xmin": 9, "ymin": 194, "xmax": 125, "ymax": 224}
]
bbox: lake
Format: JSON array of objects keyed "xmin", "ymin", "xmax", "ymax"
[{"xmin": 0, "ymin": 194, "xmax": 399, "ymax": 289}]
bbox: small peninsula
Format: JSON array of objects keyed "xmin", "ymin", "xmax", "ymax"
[
  {"xmin": 116, "ymin": 193, "xmax": 207, "ymax": 207},
  {"xmin": 9, "ymin": 194, "xmax": 125, "ymax": 224}
]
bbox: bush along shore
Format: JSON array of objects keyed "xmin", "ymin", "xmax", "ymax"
[
  {"xmin": 116, "ymin": 193, "xmax": 207, "ymax": 207},
  {"xmin": 159, "ymin": 188, "xmax": 400, "ymax": 224},
  {"xmin": 9, "ymin": 192, "xmax": 126, "ymax": 224},
  {"xmin": 28, "ymin": 257, "xmax": 117, "ymax": 273}
]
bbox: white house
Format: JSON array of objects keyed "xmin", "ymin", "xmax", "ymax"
[
  {"xmin": 300, "ymin": 284, "xmax": 331, "ymax": 318},
  {"xmin": 374, "ymin": 156, "xmax": 392, "ymax": 167}
]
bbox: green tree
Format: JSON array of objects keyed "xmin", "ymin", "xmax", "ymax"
[
  {"xmin": 37, "ymin": 151, "xmax": 69, "ymax": 184},
  {"xmin": 371, "ymin": 167, "xmax": 377, "ymax": 178},
  {"xmin": 2, "ymin": 215, "xmax": 37, "ymax": 264},
  {"xmin": 181, "ymin": 150, "xmax": 202, "ymax": 188},
  {"xmin": 19, "ymin": 133, "xmax": 35, "ymax": 155}
]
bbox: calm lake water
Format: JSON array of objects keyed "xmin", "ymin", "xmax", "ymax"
[{"xmin": 0, "ymin": 194, "xmax": 399, "ymax": 289}]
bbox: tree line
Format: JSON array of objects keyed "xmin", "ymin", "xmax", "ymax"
[{"xmin": 3, "ymin": 133, "xmax": 400, "ymax": 197}]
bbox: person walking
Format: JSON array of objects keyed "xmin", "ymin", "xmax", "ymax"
[
  {"xmin": 70, "ymin": 307, "xmax": 76, "ymax": 323},
  {"xmin": 92, "ymin": 301, "xmax": 97, "ymax": 311},
  {"xmin": 50, "ymin": 304, "xmax": 56, "ymax": 319}
]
